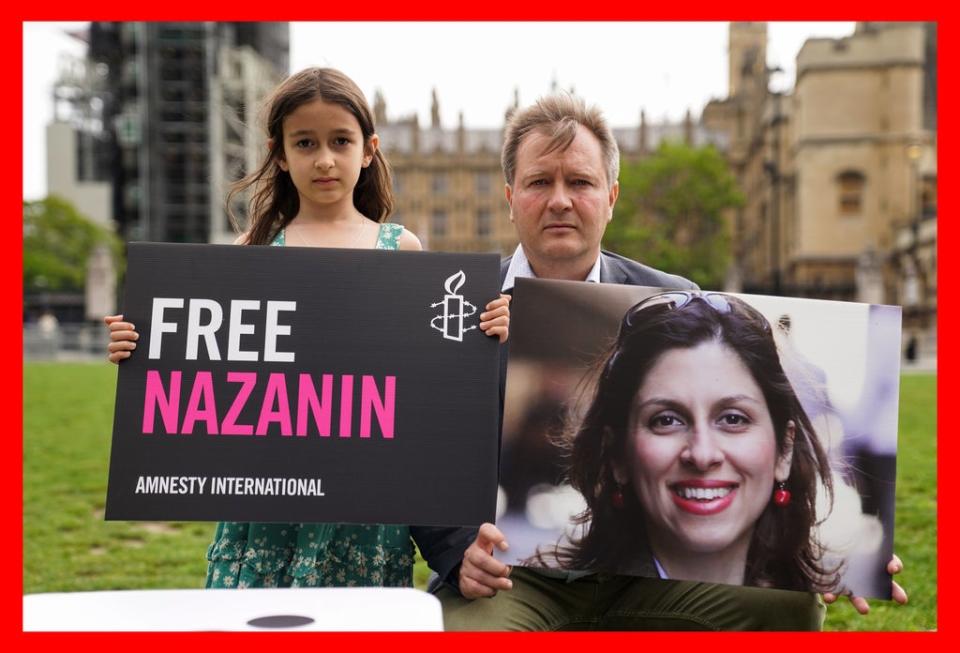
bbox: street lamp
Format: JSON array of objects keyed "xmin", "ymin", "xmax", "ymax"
[
  {"xmin": 907, "ymin": 143, "xmax": 922, "ymax": 220},
  {"xmin": 765, "ymin": 65, "xmax": 785, "ymax": 296},
  {"xmin": 903, "ymin": 143, "xmax": 923, "ymax": 309}
]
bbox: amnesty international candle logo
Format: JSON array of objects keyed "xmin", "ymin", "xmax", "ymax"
[
  {"xmin": 430, "ymin": 270, "xmax": 478, "ymax": 342},
  {"xmin": 105, "ymin": 243, "xmax": 501, "ymax": 526}
]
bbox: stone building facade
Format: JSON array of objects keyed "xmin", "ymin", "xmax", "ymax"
[
  {"xmin": 705, "ymin": 22, "xmax": 936, "ymax": 306},
  {"xmin": 702, "ymin": 22, "xmax": 936, "ymax": 364}
]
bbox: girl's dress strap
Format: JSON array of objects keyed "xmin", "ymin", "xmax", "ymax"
[{"xmin": 375, "ymin": 223, "xmax": 404, "ymax": 251}]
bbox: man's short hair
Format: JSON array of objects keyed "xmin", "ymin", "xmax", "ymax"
[{"xmin": 501, "ymin": 93, "xmax": 620, "ymax": 188}]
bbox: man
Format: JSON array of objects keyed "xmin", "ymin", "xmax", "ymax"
[{"xmin": 435, "ymin": 93, "xmax": 906, "ymax": 630}]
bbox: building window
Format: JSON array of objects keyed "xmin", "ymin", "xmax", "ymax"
[
  {"xmin": 432, "ymin": 173, "xmax": 447, "ymax": 195},
  {"xmin": 476, "ymin": 172, "xmax": 491, "ymax": 195},
  {"xmin": 476, "ymin": 209, "xmax": 491, "ymax": 238},
  {"xmin": 431, "ymin": 210, "xmax": 447, "ymax": 237},
  {"xmin": 124, "ymin": 184, "xmax": 141, "ymax": 211},
  {"xmin": 921, "ymin": 174, "xmax": 937, "ymax": 218},
  {"xmin": 836, "ymin": 170, "xmax": 865, "ymax": 215}
]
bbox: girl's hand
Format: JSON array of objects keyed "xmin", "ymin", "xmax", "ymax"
[
  {"xmin": 104, "ymin": 314, "xmax": 140, "ymax": 364},
  {"xmin": 479, "ymin": 294, "xmax": 511, "ymax": 343}
]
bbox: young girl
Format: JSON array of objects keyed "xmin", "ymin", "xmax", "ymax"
[{"xmin": 104, "ymin": 67, "xmax": 510, "ymax": 589}]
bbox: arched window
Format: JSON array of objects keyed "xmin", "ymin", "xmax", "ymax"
[{"xmin": 836, "ymin": 170, "xmax": 865, "ymax": 215}]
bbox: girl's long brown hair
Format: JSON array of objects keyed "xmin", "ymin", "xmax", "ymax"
[{"xmin": 227, "ymin": 67, "xmax": 394, "ymax": 246}]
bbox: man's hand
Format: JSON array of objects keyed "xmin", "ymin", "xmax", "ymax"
[
  {"xmin": 479, "ymin": 294, "xmax": 511, "ymax": 343},
  {"xmin": 459, "ymin": 522, "xmax": 514, "ymax": 599},
  {"xmin": 823, "ymin": 554, "xmax": 908, "ymax": 614}
]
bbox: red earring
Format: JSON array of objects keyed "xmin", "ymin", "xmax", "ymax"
[
  {"xmin": 773, "ymin": 481, "xmax": 792, "ymax": 507},
  {"xmin": 612, "ymin": 486, "xmax": 625, "ymax": 508}
]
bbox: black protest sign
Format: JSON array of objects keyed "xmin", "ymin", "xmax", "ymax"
[{"xmin": 105, "ymin": 242, "xmax": 500, "ymax": 526}]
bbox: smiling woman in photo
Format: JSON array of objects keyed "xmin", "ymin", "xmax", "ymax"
[{"xmin": 530, "ymin": 291, "xmax": 840, "ymax": 592}]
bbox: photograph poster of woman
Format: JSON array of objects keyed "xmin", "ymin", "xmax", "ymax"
[{"xmin": 498, "ymin": 279, "xmax": 899, "ymax": 598}]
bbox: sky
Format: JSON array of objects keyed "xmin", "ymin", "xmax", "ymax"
[{"xmin": 23, "ymin": 21, "xmax": 856, "ymax": 201}]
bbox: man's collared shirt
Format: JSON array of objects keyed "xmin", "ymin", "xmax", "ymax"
[{"xmin": 501, "ymin": 245, "xmax": 602, "ymax": 293}]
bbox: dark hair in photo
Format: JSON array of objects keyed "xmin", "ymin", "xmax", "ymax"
[
  {"xmin": 228, "ymin": 67, "xmax": 394, "ymax": 246},
  {"xmin": 535, "ymin": 292, "xmax": 839, "ymax": 592}
]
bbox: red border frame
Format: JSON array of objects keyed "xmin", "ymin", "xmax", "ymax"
[{"xmin": 10, "ymin": 6, "xmax": 946, "ymax": 649}]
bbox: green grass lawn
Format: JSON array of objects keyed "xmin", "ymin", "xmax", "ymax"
[{"xmin": 23, "ymin": 363, "xmax": 935, "ymax": 630}]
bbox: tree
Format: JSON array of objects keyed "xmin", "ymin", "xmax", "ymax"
[
  {"xmin": 23, "ymin": 195, "xmax": 124, "ymax": 294},
  {"xmin": 606, "ymin": 142, "xmax": 744, "ymax": 289}
]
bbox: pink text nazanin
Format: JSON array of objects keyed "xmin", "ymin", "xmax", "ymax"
[{"xmin": 141, "ymin": 298, "xmax": 396, "ymax": 438}]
